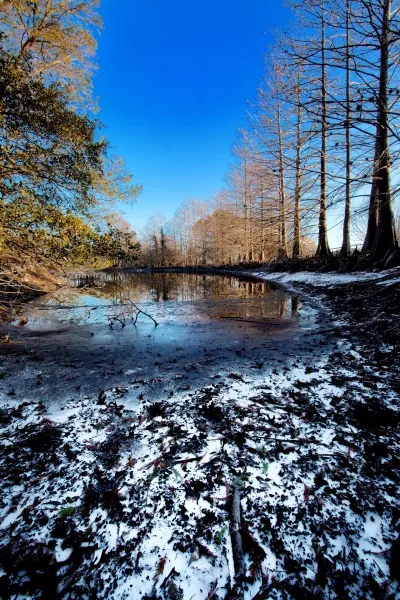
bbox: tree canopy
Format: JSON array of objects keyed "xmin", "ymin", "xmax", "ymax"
[
  {"xmin": 0, "ymin": 1, "xmax": 141, "ymax": 291},
  {"xmin": 0, "ymin": 0, "xmax": 101, "ymax": 106}
]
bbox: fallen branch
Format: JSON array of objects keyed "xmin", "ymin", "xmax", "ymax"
[
  {"xmin": 264, "ymin": 437, "xmax": 331, "ymax": 446},
  {"xmin": 108, "ymin": 314, "xmax": 126, "ymax": 328},
  {"xmin": 30, "ymin": 300, "xmax": 159, "ymax": 328},
  {"xmin": 230, "ymin": 487, "xmax": 245, "ymax": 589},
  {"xmin": 127, "ymin": 299, "xmax": 158, "ymax": 327}
]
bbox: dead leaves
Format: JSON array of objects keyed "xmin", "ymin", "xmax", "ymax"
[
  {"xmin": 195, "ymin": 540, "xmax": 216, "ymax": 564},
  {"xmin": 140, "ymin": 456, "xmax": 168, "ymax": 472},
  {"xmin": 153, "ymin": 556, "xmax": 166, "ymax": 579},
  {"xmin": 206, "ymin": 581, "xmax": 219, "ymax": 599},
  {"xmin": 160, "ymin": 568, "xmax": 183, "ymax": 599}
]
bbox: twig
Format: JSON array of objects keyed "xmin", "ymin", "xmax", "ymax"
[
  {"xmin": 108, "ymin": 315, "xmax": 125, "ymax": 328},
  {"xmin": 172, "ymin": 455, "xmax": 205, "ymax": 464},
  {"xmin": 264, "ymin": 437, "xmax": 330, "ymax": 446},
  {"xmin": 198, "ymin": 455, "xmax": 220, "ymax": 468}
]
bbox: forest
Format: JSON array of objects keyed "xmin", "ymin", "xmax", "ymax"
[
  {"xmin": 138, "ymin": 0, "xmax": 400, "ymax": 269},
  {"xmin": 1, "ymin": 0, "xmax": 400, "ymax": 284},
  {"xmin": 0, "ymin": 2, "xmax": 400, "ymax": 600}
]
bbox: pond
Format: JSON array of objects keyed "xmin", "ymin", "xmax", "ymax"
[
  {"xmin": 0, "ymin": 270, "xmax": 321, "ymax": 406},
  {"xmin": 31, "ymin": 271, "xmax": 301, "ymax": 325}
]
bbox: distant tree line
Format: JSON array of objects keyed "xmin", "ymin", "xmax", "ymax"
[
  {"xmin": 140, "ymin": 0, "xmax": 400, "ymax": 267},
  {"xmin": 138, "ymin": 200, "xmax": 315, "ymax": 268}
]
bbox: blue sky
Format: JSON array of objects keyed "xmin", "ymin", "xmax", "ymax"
[{"xmin": 95, "ymin": 0, "xmax": 292, "ymax": 232}]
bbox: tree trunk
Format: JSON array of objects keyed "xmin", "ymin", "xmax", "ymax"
[
  {"xmin": 293, "ymin": 76, "xmax": 302, "ymax": 258},
  {"xmin": 316, "ymin": 8, "xmax": 331, "ymax": 258},
  {"xmin": 260, "ymin": 179, "xmax": 266, "ymax": 262},
  {"xmin": 362, "ymin": 136, "xmax": 380, "ymax": 254},
  {"xmin": 372, "ymin": 0, "xmax": 397, "ymax": 258},
  {"xmin": 341, "ymin": 0, "xmax": 352, "ymax": 256},
  {"xmin": 243, "ymin": 158, "xmax": 249, "ymax": 262},
  {"xmin": 277, "ymin": 100, "xmax": 288, "ymax": 259}
]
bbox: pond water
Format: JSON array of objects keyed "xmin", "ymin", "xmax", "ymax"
[
  {"xmin": 28, "ymin": 271, "xmax": 302, "ymax": 328},
  {"xmin": 72, "ymin": 271, "xmax": 294, "ymax": 303},
  {"xmin": 0, "ymin": 271, "xmax": 322, "ymax": 406}
]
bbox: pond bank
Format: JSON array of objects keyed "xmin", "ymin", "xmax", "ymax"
[{"xmin": 0, "ymin": 269, "xmax": 399, "ymax": 599}]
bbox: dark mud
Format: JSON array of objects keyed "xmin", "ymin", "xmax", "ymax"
[{"xmin": 0, "ymin": 271, "xmax": 399, "ymax": 599}]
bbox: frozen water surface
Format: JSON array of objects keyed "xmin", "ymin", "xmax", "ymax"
[{"xmin": 0, "ymin": 271, "xmax": 322, "ymax": 408}]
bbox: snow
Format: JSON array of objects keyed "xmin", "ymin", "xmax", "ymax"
[
  {"xmin": 266, "ymin": 461, "xmax": 282, "ymax": 484},
  {"xmin": 0, "ymin": 269, "xmax": 399, "ymax": 599},
  {"xmin": 1, "ymin": 339, "xmax": 399, "ymax": 599},
  {"xmin": 250, "ymin": 266, "xmax": 400, "ymax": 289},
  {"xmin": 56, "ymin": 548, "xmax": 73, "ymax": 563}
]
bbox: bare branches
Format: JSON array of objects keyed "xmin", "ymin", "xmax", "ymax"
[{"xmin": 126, "ymin": 300, "xmax": 158, "ymax": 327}]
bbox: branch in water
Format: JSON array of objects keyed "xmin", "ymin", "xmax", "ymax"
[{"xmin": 127, "ymin": 300, "xmax": 158, "ymax": 327}]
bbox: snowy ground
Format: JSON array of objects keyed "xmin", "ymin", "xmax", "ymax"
[
  {"xmin": 250, "ymin": 266, "xmax": 400, "ymax": 290},
  {"xmin": 0, "ymin": 270, "xmax": 399, "ymax": 599}
]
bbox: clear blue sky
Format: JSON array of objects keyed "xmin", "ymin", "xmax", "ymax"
[{"xmin": 95, "ymin": 0, "xmax": 291, "ymax": 231}]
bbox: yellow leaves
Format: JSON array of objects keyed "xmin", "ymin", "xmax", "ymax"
[
  {"xmin": 0, "ymin": 0, "xmax": 102, "ymax": 108},
  {"xmin": 0, "ymin": 3, "xmax": 141, "ymax": 267},
  {"xmin": 92, "ymin": 155, "xmax": 142, "ymax": 205}
]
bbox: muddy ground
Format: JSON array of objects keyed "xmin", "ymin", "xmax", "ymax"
[{"xmin": 0, "ymin": 270, "xmax": 399, "ymax": 600}]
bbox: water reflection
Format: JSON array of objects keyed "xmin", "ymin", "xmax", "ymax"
[
  {"xmin": 21, "ymin": 271, "xmax": 300, "ymax": 330},
  {"xmin": 71, "ymin": 272, "xmax": 277, "ymax": 303},
  {"xmin": 291, "ymin": 296, "xmax": 300, "ymax": 315},
  {"xmin": 2, "ymin": 272, "xmax": 319, "ymax": 407}
]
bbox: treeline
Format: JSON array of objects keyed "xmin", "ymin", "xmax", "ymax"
[
  {"xmin": 140, "ymin": 198, "xmax": 317, "ymax": 268},
  {"xmin": 141, "ymin": 0, "xmax": 400, "ymax": 268},
  {"xmin": 0, "ymin": 0, "xmax": 140, "ymax": 298}
]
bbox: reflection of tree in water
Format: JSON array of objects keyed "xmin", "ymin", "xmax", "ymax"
[
  {"xmin": 291, "ymin": 296, "xmax": 300, "ymax": 315},
  {"xmin": 70, "ymin": 272, "xmax": 278, "ymax": 304},
  {"xmin": 24, "ymin": 272, "xmax": 296, "ymax": 329},
  {"xmin": 208, "ymin": 291, "xmax": 293, "ymax": 321}
]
